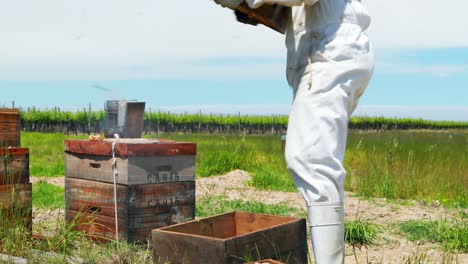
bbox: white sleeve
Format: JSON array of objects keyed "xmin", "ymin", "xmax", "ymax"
[{"xmin": 245, "ymin": 0, "xmax": 318, "ymax": 8}]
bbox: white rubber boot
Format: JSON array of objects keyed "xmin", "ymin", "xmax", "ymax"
[{"xmin": 308, "ymin": 203, "xmax": 345, "ymax": 264}]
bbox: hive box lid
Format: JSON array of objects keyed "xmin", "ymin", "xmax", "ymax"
[
  {"xmin": 0, "ymin": 108, "xmax": 20, "ymax": 115},
  {"xmin": 64, "ymin": 139, "xmax": 196, "ymax": 157}
]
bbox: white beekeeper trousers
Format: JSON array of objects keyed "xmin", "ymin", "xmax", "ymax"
[{"xmin": 283, "ymin": 0, "xmax": 374, "ymax": 263}]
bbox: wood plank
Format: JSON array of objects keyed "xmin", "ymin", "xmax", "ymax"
[
  {"xmin": 65, "ymin": 178, "xmax": 195, "ymax": 243},
  {"xmin": 234, "ymin": 212, "xmax": 297, "ymax": 236},
  {"xmin": 65, "ymin": 153, "xmax": 129, "ymax": 185},
  {"xmin": 128, "ymin": 155, "xmax": 195, "ymax": 184},
  {"xmin": 66, "ymin": 209, "xmax": 128, "ymax": 242},
  {"xmin": 161, "ymin": 212, "xmax": 236, "ymax": 239},
  {"xmin": 65, "ymin": 178, "xmax": 195, "ymax": 218},
  {"xmin": 65, "ymin": 177, "xmax": 129, "ymax": 218},
  {"xmin": 0, "ymin": 184, "xmax": 32, "ymax": 209},
  {"xmin": 0, "ymin": 183, "xmax": 32, "ymax": 232},
  {"xmin": 65, "ymin": 153, "xmax": 195, "ymax": 185},
  {"xmin": 0, "ymin": 109, "xmax": 21, "ymax": 148},
  {"xmin": 64, "ymin": 140, "xmax": 196, "ymax": 158},
  {"xmin": 226, "ymin": 216, "xmax": 307, "ymax": 264},
  {"xmin": 153, "ymin": 229, "xmax": 227, "ymax": 264},
  {"xmin": 0, "ymin": 150, "xmax": 29, "ymax": 185}
]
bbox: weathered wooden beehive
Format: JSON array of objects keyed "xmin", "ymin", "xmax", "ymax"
[
  {"xmin": 0, "ymin": 148, "xmax": 29, "ymax": 185},
  {"xmin": 152, "ymin": 211, "xmax": 308, "ymax": 264},
  {"xmin": 0, "ymin": 183, "xmax": 32, "ymax": 228},
  {"xmin": 0, "ymin": 109, "xmax": 21, "ymax": 147},
  {"xmin": 64, "ymin": 139, "xmax": 196, "ymax": 242},
  {"xmin": 0, "ymin": 111, "xmax": 31, "ymax": 231}
]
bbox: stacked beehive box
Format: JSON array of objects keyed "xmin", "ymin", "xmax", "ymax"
[
  {"xmin": 0, "ymin": 109, "xmax": 21, "ymax": 148},
  {"xmin": 64, "ymin": 138, "xmax": 196, "ymax": 242},
  {"xmin": 0, "ymin": 109, "xmax": 32, "ymax": 230}
]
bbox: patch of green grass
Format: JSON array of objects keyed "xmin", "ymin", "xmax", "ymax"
[
  {"xmin": 398, "ymin": 220, "xmax": 467, "ymax": 252},
  {"xmin": 248, "ymin": 167, "xmax": 296, "ymax": 192},
  {"xmin": 196, "ymin": 195, "xmax": 305, "ymax": 218},
  {"xmin": 345, "ymin": 219, "xmax": 378, "ymax": 248},
  {"xmin": 345, "ymin": 131, "xmax": 468, "ymax": 207},
  {"xmin": 197, "ymin": 150, "xmax": 245, "ymax": 177},
  {"xmin": 22, "ymin": 132, "xmax": 87, "ymax": 177},
  {"xmin": 32, "ymin": 181, "xmax": 64, "ymax": 209}
]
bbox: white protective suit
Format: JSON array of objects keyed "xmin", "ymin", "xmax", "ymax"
[{"xmin": 216, "ymin": 0, "xmax": 374, "ymax": 263}]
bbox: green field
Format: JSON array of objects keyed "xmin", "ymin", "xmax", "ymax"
[{"xmin": 21, "ymin": 130, "xmax": 467, "ymax": 208}]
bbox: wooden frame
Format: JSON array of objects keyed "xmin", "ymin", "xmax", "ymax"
[{"xmin": 153, "ymin": 211, "xmax": 308, "ymax": 264}]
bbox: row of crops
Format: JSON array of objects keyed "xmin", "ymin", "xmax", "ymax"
[{"xmin": 18, "ymin": 108, "xmax": 468, "ymax": 134}]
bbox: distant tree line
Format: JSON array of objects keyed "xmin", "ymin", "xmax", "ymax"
[{"xmin": 16, "ymin": 108, "xmax": 468, "ymax": 134}]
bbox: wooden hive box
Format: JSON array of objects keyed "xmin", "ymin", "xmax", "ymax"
[
  {"xmin": 152, "ymin": 211, "xmax": 308, "ymax": 264},
  {"xmin": 0, "ymin": 109, "xmax": 21, "ymax": 148},
  {"xmin": 0, "ymin": 148, "xmax": 29, "ymax": 185},
  {"xmin": 0, "ymin": 183, "xmax": 32, "ymax": 231},
  {"xmin": 64, "ymin": 139, "xmax": 196, "ymax": 242}
]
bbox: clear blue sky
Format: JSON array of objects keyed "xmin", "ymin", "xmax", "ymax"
[{"xmin": 1, "ymin": 1, "xmax": 467, "ymax": 121}]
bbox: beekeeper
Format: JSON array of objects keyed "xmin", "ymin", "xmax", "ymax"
[{"xmin": 215, "ymin": 0, "xmax": 374, "ymax": 263}]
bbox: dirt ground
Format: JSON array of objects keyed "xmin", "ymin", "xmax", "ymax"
[{"xmin": 32, "ymin": 171, "xmax": 467, "ymax": 264}]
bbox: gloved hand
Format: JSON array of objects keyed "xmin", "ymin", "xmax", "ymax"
[
  {"xmin": 234, "ymin": 9, "xmax": 260, "ymax": 26},
  {"xmin": 213, "ymin": 0, "xmax": 244, "ymax": 9}
]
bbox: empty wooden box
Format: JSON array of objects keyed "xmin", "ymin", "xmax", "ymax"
[
  {"xmin": 0, "ymin": 108, "xmax": 21, "ymax": 148},
  {"xmin": 152, "ymin": 211, "xmax": 308, "ymax": 264},
  {"xmin": 64, "ymin": 139, "xmax": 196, "ymax": 242}
]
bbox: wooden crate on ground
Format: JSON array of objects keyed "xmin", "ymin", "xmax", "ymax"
[
  {"xmin": 0, "ymin": 109, "xmax": 21, "ymax": 148},
  {"xmin": 0, "ymin": 148, "xmax": 29, "ymax": 185},
  {"xmin": 64, "ymin": 139, "xmax": 197, "ymax": 243},
  {"xmin": 152, "ymin": 211, "xmax": 308, "ymax": 264}
]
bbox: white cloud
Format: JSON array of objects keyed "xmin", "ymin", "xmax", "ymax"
[
  {"xmin": 365, "ymin": 0, "xmax": 468, "ymax": 48},
  {"xmin": 378, "ymin": 63, "xmax": 468, "ymax": 77},
  {"xmin": 0, "ymin": 60, "xmax": 285, "ymax": 80},
  {"xmin": 354, "ymin": 105, "xmax": 468, "ymax": 121},
  {"xmin": 0, "ymin": 0, "xmax": 467, "ymax": 80}
]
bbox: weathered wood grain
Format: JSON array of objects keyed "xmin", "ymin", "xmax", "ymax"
[
  {"xmin": 65, "ymin": 178, "xmax": 195, "ymax": 242},
  {"xmin": 226, "ymin": 213, "xmax": 308, "ymax": 264},
  {"xmin": 153, "ymin": 230, "xmax": 227, "ymax": 264},
  {"xmin": 0, "ymin": 183, "xmax": 32, "ymax": 232},
  {"xmin": 0, "ymin": 148, "xmax": 29, "ymax": 185},
  {"xmin": 64, "ymin": 140, "xmax": 196, "ymax": 158},
  {"xmin": 0, "ymin": 109, "xmax": 21, "ymax": 148},
  {"xmin": 0, "ymin": 183, "xmax": 32, "ymax": 209},
  {"xmin": 65, "ymin": 153, "xmax": 195, "ymax": 185},
  {"xmin": 152, "ymin": 212, "xmax": 308, "ymax": 264}
]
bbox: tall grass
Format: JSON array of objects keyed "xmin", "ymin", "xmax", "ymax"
[{"xmin": 345, "ymin": 130, "xmax": 467, "ymax": 207}]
